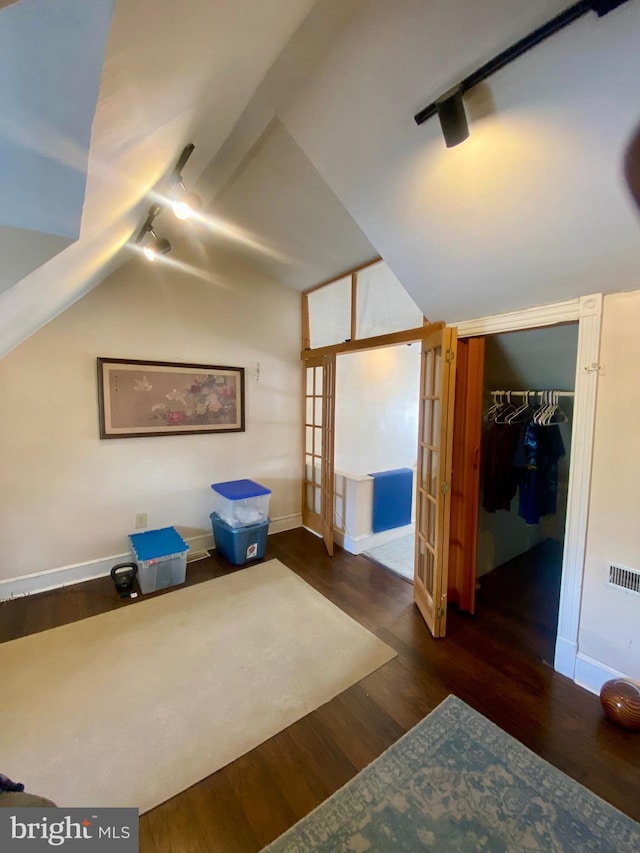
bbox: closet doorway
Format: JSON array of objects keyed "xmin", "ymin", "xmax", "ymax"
[{"xmin": 456, "ymin": 323, "xmax": 579, "ymax": 666}]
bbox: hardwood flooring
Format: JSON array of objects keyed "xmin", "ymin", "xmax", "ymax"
[
  {"xmin": 475, "ymin": 537, "xmax": 563, "ymax": 667},
  {"xmin": 1, "ymin": 528, "xmax": 638, "ymax": 851}
]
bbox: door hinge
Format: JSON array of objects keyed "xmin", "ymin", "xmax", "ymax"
[
  {"xmin": 441, "ymin": 481, "xmax": 449, "ymax": 495},
  {"xmin": 446, "ymin": 349, "xmax": 455, "ymax": 363},
  {"xmin": 437, "ymin": 607, "xmax": 445, "ymax": 618}
]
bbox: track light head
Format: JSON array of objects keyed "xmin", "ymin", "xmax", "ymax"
[
  {"xmin": 435, "ymin": 88, "xmax": 469, "ymax": 148},
  {"xmin": 142, "ymin": 235, "xmax": 172, "ymax": 262},
  {"xmin": 171, "ymin": 186, "xmax": 202, "ymax": 221}
]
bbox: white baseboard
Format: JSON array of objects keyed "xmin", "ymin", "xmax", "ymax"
[
  {"xmin": 0, "ymin": 514, "xmax": 302, "ymax": 601},
  {"xmin": 574, "ymin": 653, "xmax": 634, "ymax": 696},
  {"xmin": 269, "ymin": 513, "xmax": 302, "ymax": 534},
  {"xmin": 0, "ymin": 552, "xmax": 129, "ymax": 602},
  {"xmin": 335, "ymin": 523, "xmax": 414, "ymax": 556},
  {"xmin": 553, "ymin": 636, "xmax": 577, "ymax": 679}
]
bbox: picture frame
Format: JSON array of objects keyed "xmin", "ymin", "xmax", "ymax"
[{"xmin": 97, "ymin": 358, "xmax": 245, "ymax": 439}]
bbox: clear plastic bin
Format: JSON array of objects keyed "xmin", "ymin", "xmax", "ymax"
[
  {"xmin": 210, "ymin": 479, "xmax": 271, "ymax": 528},
  {"xmin": 129, "ymin": 527, "xmax": 189, "ymax": 594}
]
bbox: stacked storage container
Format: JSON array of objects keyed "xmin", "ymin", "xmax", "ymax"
[{"xmin": 210, "ymin": 479, "xmax": 271, "ymax": 565}]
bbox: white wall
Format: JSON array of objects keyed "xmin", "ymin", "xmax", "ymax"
[
  {"xmin": 579, "ymin": 290, "xmax": 640, "ymax": 681},
  {"xmin": 0, "ymin": 243, "xmax": 301, "ymax": 583},
  {"xmin": 477, "ymin": 325, "xmax": 578, "ymax": 575},
  {"xmin": 334, "ymin": 343, "xmax": 420, "ymax": 474}
]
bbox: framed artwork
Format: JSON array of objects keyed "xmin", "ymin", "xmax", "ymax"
[{"xmin": 97, "ymin": 358, "xmax": 245, "ymax": 438}]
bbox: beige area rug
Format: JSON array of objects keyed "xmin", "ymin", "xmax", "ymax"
[{"xmin": 0, "ymin": 559, "xmax": 396, "ymax": 813}]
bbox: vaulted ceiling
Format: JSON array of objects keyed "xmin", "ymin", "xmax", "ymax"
[{"xmin": 1, "ymin": 0, "xmax": 639, "ymax": 358}]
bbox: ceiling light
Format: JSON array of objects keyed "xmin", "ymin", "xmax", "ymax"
[
  {"xmin": 132, "ymin": 144, "xmax": 198, "ymax": 257},
  {"xmin": 436, "ymin": 88, "xmax": 469, "ymax": 148},
  {"xmin": 142, "ymin": 234, "xmax": 171, "ymax": 262},
  {"xmin": 413, "ymin": 0, "xmax": 634, "ymax": 146},
  {"xmin": 171, "ymin": 185, "xmax": 203, "ymax": 221}
]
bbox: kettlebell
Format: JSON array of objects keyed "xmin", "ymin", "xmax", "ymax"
[{"xmin": 111, "ymin": 562, "xmax": 138, "ymax": 598}]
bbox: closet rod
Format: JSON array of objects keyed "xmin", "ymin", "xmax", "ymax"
[{"xmin": 490, "ymin": 390, "xmax": 575, "ymax": 399}]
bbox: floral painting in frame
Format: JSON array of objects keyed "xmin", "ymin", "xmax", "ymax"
[{"xmin": 97, "ymin": 358, "xmax": 245, "ymax": 438}]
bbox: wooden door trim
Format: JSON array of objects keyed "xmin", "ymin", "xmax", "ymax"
[{"xmin": 301, "ymin": 322, "xmax": 445, "ymax": 361}]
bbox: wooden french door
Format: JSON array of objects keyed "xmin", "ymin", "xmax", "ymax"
[
  {"xmin": 301, "ymin": 354, "xmax": 336, "ymax": 555},
  {"xmin": 448, "ymin": 337, "xmax": 485, "ymax": 615},
  {"xmin": 414, "ymin": 325, "xmax": 458, "ymax": 637}
]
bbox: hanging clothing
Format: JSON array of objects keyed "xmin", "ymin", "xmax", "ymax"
[
  {"xmin": 513, "ymin": 420, "xmax": 566, "ymax": 525},
  {"xmin": 482, "ymin": 421, "xmax": 522, "ymax": 512}
]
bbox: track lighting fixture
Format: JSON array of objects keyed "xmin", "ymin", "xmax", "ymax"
[
  {"xmin": 171, "ymin": 183, "xmax": 203, "ymax": 221},
  {"xmin": 142, "ymin": 233, "xmax": 172, "ymax": 262},
  {"xmin": 414, "ymin": 0, "xmax": 634, "ymax": 147},
  {"xmin": 170, "ymin": 143, "xmax": 202, "ymax": 220},
  {"xmin": 132, "ymin": 142, "xmax": 200, "ymax": 260},
  {"xmin": 134, "ymin": 204, "xmax": 172, "ymax": 263}
]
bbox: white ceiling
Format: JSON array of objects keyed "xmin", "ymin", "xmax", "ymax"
[{"xmin": 1, "ymin": 0, "xmax": 640, "ymax": 358}]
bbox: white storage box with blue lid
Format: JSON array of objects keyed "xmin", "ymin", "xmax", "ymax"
[
  {"xmin": 129, "ymin": 526, "xmax": 189, "ymax": 594},
  {"xmin": 211, "ymin": 479, "xmax": 271, "ymax": 528}
]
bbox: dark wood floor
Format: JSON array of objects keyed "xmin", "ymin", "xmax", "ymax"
[
  {"xmin": 475, "ymin": 537, "xmax": 564, "ymax": 667},
  {"xmin": 1, "ymin": 528, "xmax": 638, "ymax": 851}
]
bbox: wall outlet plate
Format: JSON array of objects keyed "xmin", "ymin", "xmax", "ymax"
[{"xmin": 135, "ymin": 513, "xmax": 147, "ymax": 529}]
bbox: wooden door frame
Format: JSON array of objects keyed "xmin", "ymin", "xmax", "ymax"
[
  {"xmin": 301, "ymin": 322, "xmax": 445, "ymax": 554},
  {"xmin": 453, "ymin": 294, "xmax": 603, "ymax": 680}
]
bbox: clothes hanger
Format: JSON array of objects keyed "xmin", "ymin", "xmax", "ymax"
[
  {"xmin": 534, "ymin": 391, "xmax": 551, "ymax": 425},
  {"xmin": 554, "ymin": 391, "xmax": 569, "ymax": 423},
  {"xmin": 494, "ymin": 391, "xmax": 518, "ymax": 424},
  {"xmin": 505, "ymin": 390, "xmax": 532, "ymax": 423},
  {"xmin": 483, "ymin": 391, "xmax": 505, "ymax": 422},
  {"xmin": 537, "ymin": 391, "xmax": 552, "ymax": 425},
  {"xmin": 543, "ymin": 391, "xmax": 557, "ymax": 425},
  {"xmin": 532, "ymin": 392, "xmax": 545, "ymax": 425},
  {"xmin": 544, "ymin": 391, "xmax": 568, "ymax": 425}
]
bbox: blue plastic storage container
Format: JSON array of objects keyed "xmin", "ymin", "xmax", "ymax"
[
  {"xmin": 129, "ymin": 526, "xmax": 189, "ymax": 594},
  {"xmin": 210, "ymin": 512, "xmax": 269, "ymax": 565}
]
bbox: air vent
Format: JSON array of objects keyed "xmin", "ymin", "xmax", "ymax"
[{"xmin": 608, "ymin": 563, "xmax": 640, "ymax": 594}]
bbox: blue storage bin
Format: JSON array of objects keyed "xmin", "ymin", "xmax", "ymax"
[
  {"xmin": 210, "ymin": 512, "xmax": 269, "ymax": 566},
  {"xmin": 129, "ymin": 526, "xmax": 189, "ymax": 594}
]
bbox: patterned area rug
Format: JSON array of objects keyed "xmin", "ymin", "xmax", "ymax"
[{"xmin": 264, "ymin": 695, "xmax": 640, "ymax": 852}]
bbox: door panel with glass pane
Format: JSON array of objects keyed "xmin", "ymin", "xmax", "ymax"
[
  {"xmin": 414, "ymin": 326, "xmax": 457, "ymax": 638},
  {"xmin": 302, "ymin": 355, "xmax": 335, "ymax": 555}
]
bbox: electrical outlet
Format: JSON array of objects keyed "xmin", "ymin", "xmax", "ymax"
[{"xmin": 135, "ymin": 513, "xmax": 147, "ymax": 529}]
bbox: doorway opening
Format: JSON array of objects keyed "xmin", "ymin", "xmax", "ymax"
[
  {"xmin": 333, "ymin": 343, "xmax": 421, "ymax": 583},
  {"xmin": 469, "ymin": 323, "xmax": 579, "ymax": 665}
]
